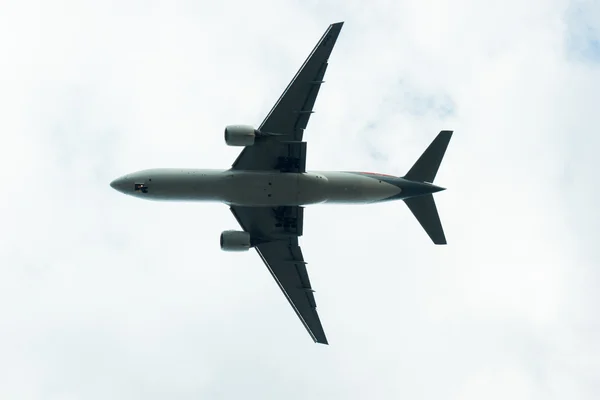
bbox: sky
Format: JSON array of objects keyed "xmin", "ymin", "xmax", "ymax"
[{"xmin": 1, "ymin": 0, "xmax": 599, "ymax": 399}]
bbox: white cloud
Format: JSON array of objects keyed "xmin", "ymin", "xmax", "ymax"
[{"xmin": 1, "ymin": 0, "xmax": 599, "ymax": 398}]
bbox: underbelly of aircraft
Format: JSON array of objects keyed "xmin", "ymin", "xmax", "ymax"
[
  {"xmin": 222, "ymin": 171, "xmax": 330, "ymax": 206},
  {"xmin": 222, "ymin": 171, "xmax": 401, "ymax": 206},
  {"xmin": 132, "ymin": 169, "xmax": 403, "ymax": 206},
  {"xmin": 318, "ymin": 171, "xmax": 402, "ymax": 204}
]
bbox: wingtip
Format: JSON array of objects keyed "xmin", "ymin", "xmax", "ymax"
[{"xmin": 313, "ymin": 330, "xmax": 329, "ymax": 345}]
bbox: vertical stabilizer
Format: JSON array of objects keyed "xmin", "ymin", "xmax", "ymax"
[{"xmin": 404, "ymin": 131, "xmax": 453, "ymax": 183}]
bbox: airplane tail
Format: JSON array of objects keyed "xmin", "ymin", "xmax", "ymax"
[{"xmin": 403, "ymin": 131, "xmax": 453, "ymax": 245}]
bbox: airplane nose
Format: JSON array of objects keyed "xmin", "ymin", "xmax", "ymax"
[{"xmin": 110, "ymin": 176, "xmax": 129, "ymax": 193}]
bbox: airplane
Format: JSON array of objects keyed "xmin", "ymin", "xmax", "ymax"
[{"xmin": 110, "ymin": 21, "xmax": 452, "ymax": 345}]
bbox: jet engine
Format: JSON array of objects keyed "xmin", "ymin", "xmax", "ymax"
[
  {"xmin": 224, "ymin": 125, "xmax": 256, "ymax": 146},
  {"xmin": 220, "ymin": 230, "xmax": 251, "ymax": 251}
]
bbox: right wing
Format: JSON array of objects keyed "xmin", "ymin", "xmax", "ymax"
[
  {"xmin": 231, "ymin": 22, "xmax": 344, "ymax": 171},
  {"xmin": 230, "ymin": 206, "xmax": 328, "ymax": 344}
]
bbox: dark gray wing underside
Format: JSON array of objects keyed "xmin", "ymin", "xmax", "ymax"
[
  {"xmin": 256, "ymin": 240, "xmax": 327, "ymax": 344},
  {"xmin": 257, "ymin": 22, "xmax": 344, "ymax": 138},
  {"xmin": 230, "ymin": 206, "xmax": 327, "ymax": 344},
  {"xmin": 232, "ymin": 22, "xmax": 344, "ymax": 171}
]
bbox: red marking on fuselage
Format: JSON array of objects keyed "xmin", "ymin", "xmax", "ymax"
[{"xmin": 360, "ymin": 172, "xmax": 396, "ymax": 178}]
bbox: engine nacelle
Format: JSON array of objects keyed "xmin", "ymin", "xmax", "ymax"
[
  {"xmin": 224, "ymin": 125, "xmax": 256, "ymax": 147},
  {"xmin": 220, "ymin": 230, "xmax": 251, "ymax": 251}
]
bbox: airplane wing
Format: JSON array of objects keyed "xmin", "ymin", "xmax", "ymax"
[
  {"xmin": 231, "ymin": 22, "xmax": 344, "ymax": 172},
  {"xmin": 230, "ymin": 205, "xmax": 328, "ymax": 344}
]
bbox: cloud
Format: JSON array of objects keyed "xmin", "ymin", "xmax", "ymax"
[
  {"xmin": 1, "ymin": 0, "xmax": 599, "ymax": 399},
  {"xmin": 565, "ymin": 1, "xmax": 600, "ymax": 63}
]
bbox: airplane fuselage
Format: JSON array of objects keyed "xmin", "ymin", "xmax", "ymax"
[{"xmin": 110, "ymin": 168, "xmax": 443, "ymax": 206}]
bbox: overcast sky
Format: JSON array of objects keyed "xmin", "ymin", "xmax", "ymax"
[{"xmin": 1, "ymin": 0, "xmax": 599, "ymax": 399}]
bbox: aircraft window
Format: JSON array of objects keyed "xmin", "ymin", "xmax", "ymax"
[{"xmin": 134, "ymin": 183, "xmax": 148, "ymax": 193}]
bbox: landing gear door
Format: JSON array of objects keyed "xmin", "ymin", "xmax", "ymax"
[{"xmin": 275, "ymin": 141, "xmax": 307, "ymax": 173}]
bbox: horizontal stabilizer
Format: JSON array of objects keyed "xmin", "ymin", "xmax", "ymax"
[
  {"xmin": 404, "ymin": 131, "xmax": 453, "ymax": 183},
  {"xmin": 404, "ymin": 194, "xmax": 447, "ymax": 245}
]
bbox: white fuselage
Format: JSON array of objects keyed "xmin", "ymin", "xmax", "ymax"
[{"xmin": 110, "ymin": 169, "xmax": 403, "ymax": 206}]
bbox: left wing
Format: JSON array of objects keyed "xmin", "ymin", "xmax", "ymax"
[
  {"xmin": 230, "ymin": 206, "xmax": 328, "ymax": 344},
  {"xmin": 232, "ymin": 22, "xmax": 344, "ymax": 171}
]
